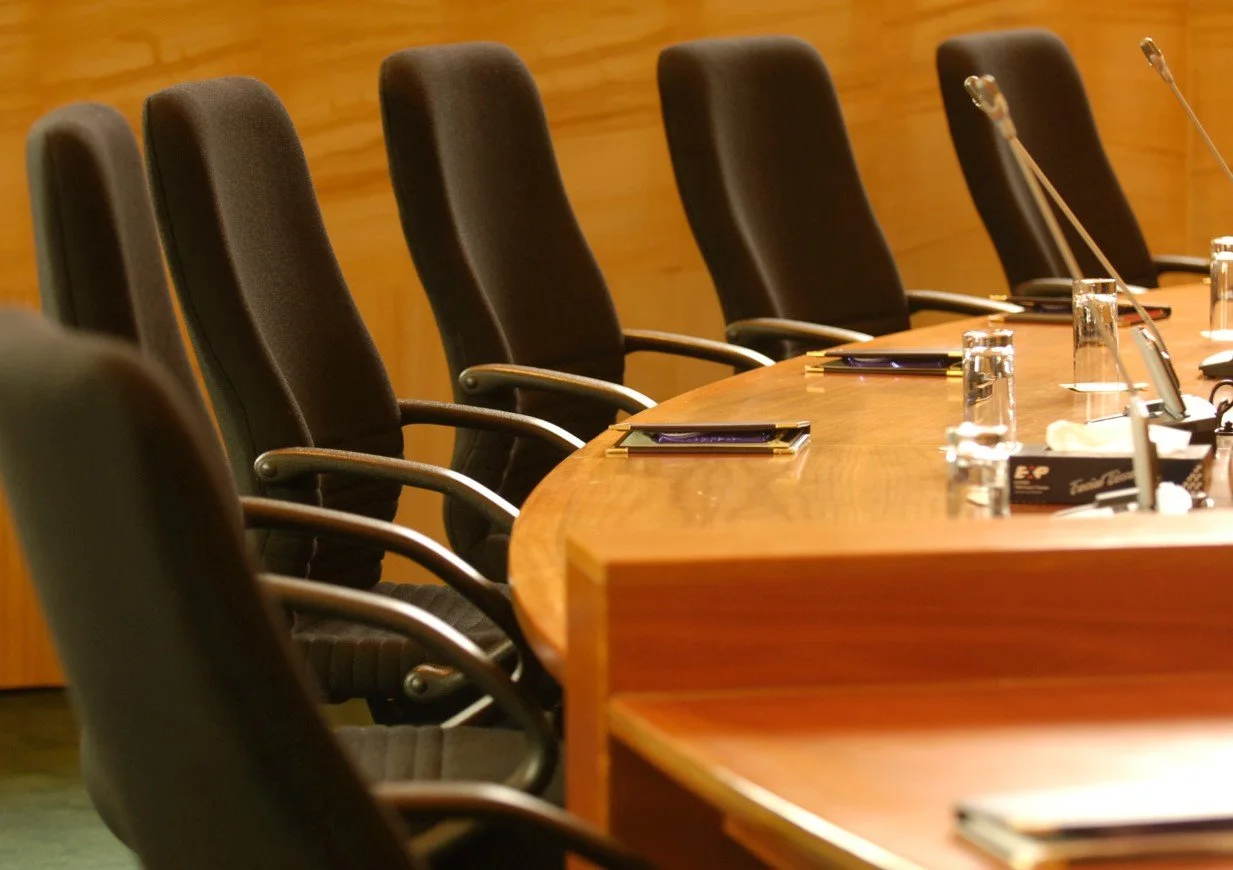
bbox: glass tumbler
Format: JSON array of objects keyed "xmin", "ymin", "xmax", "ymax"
[
  {"xmin": 945, "ymin": 422, "xmax": 1010, "ymax": 519},
  {"xmin": 1072, "ymin": 278, "xmax": 1121, "ymax": 391},
  {"xmin": 962, "ymin": 332, "xmax": 1016, "ymax": 446},
  {"xmin": 1210, "ymin": 246, "xmax": 1233, "ymax": 341}
]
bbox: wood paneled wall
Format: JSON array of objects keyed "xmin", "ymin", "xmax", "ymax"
[{"xmin": 0, "ymin": 0, "xmax": 1221, "ymax": 686}]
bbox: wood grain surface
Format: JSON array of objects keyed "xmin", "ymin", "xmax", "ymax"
[
  {"xmin": 0, "ymin": 0, "xmax": 1220, "ymax": 687},
  {"xmin": 514, "ymin": 283, "xmax": 1228, "ymax": 675},
  {"xmin": 609, "ymin": 676, "xmax": 1233, "ymax": 869},
  {"xmin": 564, "ymin": 502, "xmax": 1233, "ymax": 852},
  {"xmin": 570, "ymin": 509, "xmax": 1233, "ymax": 696}
]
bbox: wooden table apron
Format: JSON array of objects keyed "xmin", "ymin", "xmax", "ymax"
[{"xmin": 508, "ymin": 283, "xmax": 1221, "ymax": 677}]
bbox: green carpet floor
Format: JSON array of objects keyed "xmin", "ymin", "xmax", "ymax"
[{"xmin": 0, "ymin": 689, "xmax": 136, "ymax": 869}]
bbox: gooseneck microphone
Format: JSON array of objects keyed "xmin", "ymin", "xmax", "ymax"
[
  {"xmin": 963, "ymin": 75, "xmax": 1174, "ymax": 370},
  {"xmin": 1140, "ymin": 37, "xmax": 1233, "ymax": 190},
  {"xmin": 965, "ymin": 75, "xmax": 1193, "ymax": 511}
]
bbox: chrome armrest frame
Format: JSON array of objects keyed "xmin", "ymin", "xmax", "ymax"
[
  {"xmin": 253, "ymin": 447, "xmax": 517, "ymax": 532},
  {"xmin": 1013, "ymin": 277, "xmax": 1072, "ymax": 297},
  {"xmin": 459, "ymin": 363, "xmax": 655, "ymax": 416},
  {"xmin": 377, "ymin": 781, "xmax": 653, "ymax": 869},
  {"xmin": 725, "ymin": 317, "xmax": 873, "ymax": 351},
  {"xmin": 905, "ymin": 289, "xmax": 1023, "ymax": 315},
  {"xmin": 259, "ymin": 573, "xmax": 556, "ymax": 800},
  {"xmin": 241, "ymin": 497, "xmax": 517, "ymax": 642},
  {"xmin": 1014, "ymin": 277, "xmax": 1152, "ymax": 297},
  {"xmin": 621, "ymin": 328, "xmax": 772, "ymax": 370},
  {"xmin": 1152, "ymin": 253, "xmax": 1209, "ymax": 276},
  {"xmin": 397, "ymin": 398, "xmax": 583, "ymax": 453}
]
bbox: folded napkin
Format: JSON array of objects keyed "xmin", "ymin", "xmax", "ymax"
[{"xmin": 1045, "ymin": 417, "xmax": 1192, "ymax": 456}]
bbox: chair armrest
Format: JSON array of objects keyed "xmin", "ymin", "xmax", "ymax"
[
  {"xmin": 1011, "ymin": 277, "xmax": 1073, "ymax": 298},
  {"xmin": 376, "ymin": 782, "xmax": 653, "ymax": 870},
  {"xmin": 253, "ymin": 447, "xmax": 517, "ymax": 533},
  {"xmin": 725, "ymin": 317, "xmax": 873, "ymax": 350},
  {"xmin": 621, "ymin": 328, "xmax": 772, "ymax": 370},
  {"xmin": 1153, "ymin": 254, "xmax": 1209, "ymax": 276},
  {"xmin": 905, "ymin": 289, "xmax": 1023, "ymax": 316},
  {"xmin": 1013, "ymin": 277, "xmax": 1153, "ymax": 297},
  {"xmin": 459, "ymin": 363, "xmax": 655, "ymax": 416},
  {"xmin": 397, "ymin": 399, "xmax": 583, "ymax": 453},
  {"xmin": 259, "ymin": 573, "xmax": 556, "ymax": 798},
  {"xmin": 241, "ymin": 497, "xmax": 517, "ymax": 643}
]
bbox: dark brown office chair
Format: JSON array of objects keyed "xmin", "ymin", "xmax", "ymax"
[
  {"xmin": 0, "ymin": 310, "xmax": 648, "ymax": 870},
  {"xmin": 379, "ymin": 41, "xmax": 772, "ymax": 516},
  {"xmin": 142, "ymin": 76, "xmax": 583, "ymax": 593},
  {"xmin": 656, "ymin": 36, "xmax": 1020, "ymax": 360},
  {"xmin": 29, "ymin": 99, "xmax": 555, "ymax": 724},
  {"xmin": 936, "ymin": 28, "xmax": 1207, "ymax": 294}
]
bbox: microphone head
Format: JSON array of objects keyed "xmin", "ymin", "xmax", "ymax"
[
  {"xmin": 964, "ymin": 75, "xmax": 1017, "ymax": 139},
  {"xmin": 963, "ymin": 74, "xmax": 985, "ymax": 108},
  {"xmin": 1140, "ymin": 36, "xmax": 1173, "ymax": 82}
]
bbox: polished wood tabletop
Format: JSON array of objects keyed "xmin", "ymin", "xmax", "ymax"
[
  {"xmin": 509, "ymin": 283, "xmax": 1224, "ymax": 675},
  {"xmin": 609, "ymin": 675, "xmax": 1233, "ymax": 870}
]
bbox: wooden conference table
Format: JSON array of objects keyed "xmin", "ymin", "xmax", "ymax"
[{"xmin": 508, "ymin": 283, "xmax": 1233, "ymax": 869}]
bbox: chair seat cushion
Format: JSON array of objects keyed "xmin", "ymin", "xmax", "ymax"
[
  {"xmin": 292, "ymin": 581, "xmax": 511, "ymax": 701},
  {"xmin": 335, "ymin": 724, "xmax": 563, "ymax": 803},
  {"xmin": 338, "ymin": 724, "xmax": 566, "ymax": 869}
]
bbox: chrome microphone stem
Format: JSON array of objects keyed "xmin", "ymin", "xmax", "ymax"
[
  {"xmin": 964, "ymin": 75, "xmax": 1082, "ymax": 280},
  {"xmin": 1099, "ymin": 315, "xmax": 1141, "ymax": 401},
  {"xmin": 1142, "ymin": 37, "xmax": 1233, "ymax": 190},
  {"xmin": 1167, "ymin": 78, "xmax": 1233, "ymax": 188},
  {"xmin": 1006, "ymin": 140, "xmax": 1083, "ymax": 281},
  {"xmin": 1127, "ymin": 396, "xmax": 1157, "ymax": 511}
]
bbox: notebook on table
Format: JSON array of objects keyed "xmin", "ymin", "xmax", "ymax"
[
  {"xmin": 805, "ymin": 347, "xmax": 962, "ymax": 376},
  {"xmin": 956, "ymin": 778, "xmax": 1233, "ymax": 868},
  {"xmin": 994, "ymin": 296, "xmax": 1172, "ymax": 325},
  {"xmin": 605, "ymin": 421, "xmax": 810, "ymax": 456}
]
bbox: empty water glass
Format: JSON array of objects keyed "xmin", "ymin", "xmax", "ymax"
[
  {"xmin": 962, "ymin": 334, "xmax": 1016, "ymax": 445},
  {"xmin": 961, "ymin": 328, "xmax": 1014, "ymax": 351},
  {"xmin": 945, "ymin": 422, "xmax": 1010, "ymax": 519},
  {"xmin": 1210, "ymin": 246, "xmax": 1233, "ymax": 341},
  {"xmin": 1072, "ymin": 278, "xmax": 1121, "ymax": 391}
]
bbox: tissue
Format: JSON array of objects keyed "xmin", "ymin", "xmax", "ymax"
[{"xmin": 1045, "ymin": 417, "xmax": 1192, "ymax": 455}]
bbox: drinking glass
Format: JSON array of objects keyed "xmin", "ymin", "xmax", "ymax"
[
  {"xmin": 962, "ymin": 333, "xmax": 1016, "ymax": 445},
  {"xmin": 961, "ymin": 328, "xmax": 1014, "ymax": 351},
  {"xmin": 945, "ymin": 422, "xmax": 1010, "ymax": 519},
  {"xmin": 1072, "ymin": 278, "xmax": 1121, "ymax": 391},
  {"xmin": 1209, "ymin": 246, "xmax": 1233, "ymax": 341}
]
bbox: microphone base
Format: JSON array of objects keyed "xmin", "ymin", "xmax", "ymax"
[{"xmin": 1093, "ymin": 395, "xmax": 1218, "ymax": 444}]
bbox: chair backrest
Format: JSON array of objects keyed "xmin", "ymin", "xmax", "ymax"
[
  {"xmin": 0, "ymin": 311, "xmax": 416, "ymax": 870},
  {"xmin": 144, "ymin": 77, "xmax": 402, "ymax": 589},
  {"xmin": 26, "ymin": 100, "xmax": 311, "ymax": 583},
  {"xmin": 658, "ymin": 36, "xmax": 910, "ymax": 357},
  {"xmin": 27, "ymin": 102, "xmax": 203, "ymax": 403},
  {"xmin": 380, "ymin": 42, "xmax": 625, "ymax": 535},
  {"xmin": 936, "ymin": 28, "xmax": 1158, "ymax": 290}
]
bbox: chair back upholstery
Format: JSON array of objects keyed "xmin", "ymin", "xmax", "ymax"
[
  {"xmin": 27, "ymin": 103, "xmax": 201, "ymax": 402},
  {"xmin": 658, "ymin": 36, "xmax": 910, "ymax": 358},
  {"xmin": 0, "ymin": 311, "xmax": 416, "ymax": 870},
  {"xmin": 144, "ymin": 77, "xmax": 402, "ymax": 588},
  {"xmin": 936, "ymin": 28, "xmax": 1158, "ymax": 290},
  {"xmin": 27, "ymin": 100, "xmax": 310, "ymax": 582},
  {"xmin": 380, "ymin": 42, "xmax": 624, "ymax": 554}
]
